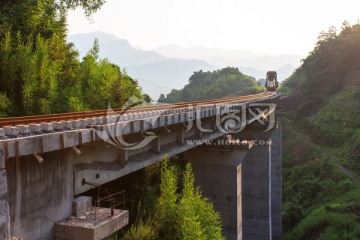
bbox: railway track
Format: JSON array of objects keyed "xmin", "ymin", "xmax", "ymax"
[{"xmin": 0, "ymin": 92, "xmax": 277, "ymax": 127}]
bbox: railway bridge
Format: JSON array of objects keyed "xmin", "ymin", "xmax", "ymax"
[{"xmin": 0, "ymin": 92, "xmax": 282, "ymax": 240}]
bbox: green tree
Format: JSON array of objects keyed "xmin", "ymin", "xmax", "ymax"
[
  {"xmin": 0, "ymin": 32, "xmax": 63, "ymax": 115},
  {"xmin": 0, "ymin": 0, "xmax": 104, "ymax": 115},
  {"xmin": 157, "ymin": 157, "xmax": 179, "ymax": 239},
  {"xmin": 88, "ymin": 38, "xmax": 100, "ymax": 60},
  {"xmin": 143, "ymin": 94, "xmax": 152, "ymax": 103},
  {"xmin": 177, "ymin": 163, "xmax": 224, "ymax": 240},
  {"xmin": 158, "ymin": 94, "xmax": 166, "ymax": 102},
  {"xmin": 155, "ymin": 159, "xmax": 224, "ymax": 240},
  {"xmin": 159, "ymin": 67, "xmax": 263, "ymax": 103},
  {"xmin": 0, "ymin": 0, "xmax": 150, "ymax": 116}
]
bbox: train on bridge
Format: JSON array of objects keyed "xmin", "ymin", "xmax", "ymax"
[{"xmin": 265, "ymin": 71, "xmax": 279, "ymax": 92}]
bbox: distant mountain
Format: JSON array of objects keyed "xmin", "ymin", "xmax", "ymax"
[
  {"xmin": 237, "ymin": 66, "xmax": 263, "ymax": 80},
  {"xmin": 68, "ymin": 32, "xmax": 217, "ymax": 99},
  {"xmin": 206, "ymin": 55, "xmax": 301, "ymax": 71},
  {"xmin": 239, "ymin": 64, "xmax": 295, "ymax": 82},
  {"xmin": 68, "ymin": 32, "xmax": 168, "ymax": 66},
  {"xmin": 275, "ymin": 64, "xmax": 296, "ymax": 81},
  {"xmin": 135, "ymin": 78, "xmax": 172, "ymax": 101},
  {"xmin": 126, "ymin": 59, "xmax": 217, "ymax": 89},
  {"xmin": 68, "ymin": 32, "xmax": 119, "ymax": 51},
  {"xmin": 152, "ymin": 44, "xmax": 302, "ymax": 81},
  {"xmin": 68, "ymin": 32, "xmax": 301, "ymax": 99},
  {"xmin": 152, "ymin": 44, "xmax": 264, "ymax": 60}
]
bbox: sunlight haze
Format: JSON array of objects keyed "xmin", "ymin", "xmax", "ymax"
[{"xmin": 67, "ymin": 0, "xmax": 360, "ymax": 56}]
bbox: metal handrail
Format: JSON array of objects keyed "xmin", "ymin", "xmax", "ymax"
[{"xmin": 93, "ymin": 187, "xmax": 126, "ymax": 225}]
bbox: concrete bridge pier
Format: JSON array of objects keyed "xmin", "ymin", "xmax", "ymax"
[
  {"xmin": 270, "ymin": 122, "xmax": 282, "ymax": 239},
  {"xmin": 241, "ymin": 128, "xmax": 281, "ymax": 240},
  {"xmin": 241, "ymin": 122, "xmax": 282, "ymax": 239},
  {"xmin": 186, "ymin": 149, "xmax": 246, "ymax": 240},
  {"xmin": 186, "ymin": 124, "xmax": 282, "ymax": 240}
]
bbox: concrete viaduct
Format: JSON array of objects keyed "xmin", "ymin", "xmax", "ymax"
[{"xmin": 0, "ymin": 92, "xmax": 282, "ymax": 240}]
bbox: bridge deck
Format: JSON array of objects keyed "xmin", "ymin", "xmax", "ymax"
[{"xmin": 0, "ymin": 92, "xmax": 277, "ymax": 128}]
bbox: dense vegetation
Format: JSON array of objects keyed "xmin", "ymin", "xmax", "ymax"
[
  {"xmin": 158, "ymin": 67, "xmax": 263, "ymax": 103},
  {"xmin": 110, "ymin": 156, "xmax": 224, "ymax": 240},
  {"xmin": 281, "ymin": 21, "xmax": 360, "ymax": 239},
  {"xmin": 0, "ymin": 0, "xmax": 147, "ymax": 117}
]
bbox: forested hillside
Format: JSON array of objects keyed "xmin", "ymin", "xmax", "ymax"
[
  {"xmin": 281, "ymin": 22, "xmax": 360, "ymax": 239},
  {"xmin": 0, "ymin": 0, "xmax": 147, "ymax": 117},
  {"xmin": 158, "ymin": 67, "xmax": 263, "ymax": 103}
]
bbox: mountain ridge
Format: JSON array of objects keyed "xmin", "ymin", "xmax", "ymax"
[
  {"xmin": 151, "ymin": 44, "xmax": 302, "ymax": 72},
  {"xmin": 68, "ymin": 31, "xmax": 301, "ymax": 99}
]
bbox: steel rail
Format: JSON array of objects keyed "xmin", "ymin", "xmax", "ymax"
[{"xmin": 0, "ymin": 92, "xmax": 277, "ymax": 127}]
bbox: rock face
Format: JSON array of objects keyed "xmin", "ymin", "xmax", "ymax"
[{"xmin": 0, "ymin": 147, "xmax": 10, "ymax": 240}]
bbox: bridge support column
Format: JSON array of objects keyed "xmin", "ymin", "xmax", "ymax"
[
  {"xmin": 270, "ymin": 121, "xmax": 282, "ymax": 239},
  {"xmin": 185, "ymin": 150, "xmax": 246, "ymax": 240},
  {"xmin": 186, "ymin": 125, "xmax": 282, "ymax": 240},
  {"xmin": 0, "ymin": 146, "xmax": 10, "ymax": 240},
  {"xmin": 241, "ymin": 135, "xmax": 272, "ymax": 240}
]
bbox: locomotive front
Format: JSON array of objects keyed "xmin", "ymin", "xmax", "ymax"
[{"xmin": 265, "ymin": 71, "xmax": 278, "ymax": 92}]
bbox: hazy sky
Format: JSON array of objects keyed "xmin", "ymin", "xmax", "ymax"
[{"xmin": 67, "ymin": 0, "xmax": 360, "ymax": 56}]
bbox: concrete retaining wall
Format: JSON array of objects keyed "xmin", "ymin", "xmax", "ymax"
[
  {"xmin": 0, "ymin": 146, "xmax": 10, "ymax": 240},
  {"xmin": 6, "ymin": 149, "xmax": 73, "ymax": 240}
]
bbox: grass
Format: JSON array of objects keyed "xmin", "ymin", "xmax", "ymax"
[
  {"xmin": 309, "ymin": 87, "xmax": 360, "ymax": 147},
  {"xmin": 279, "ymin": 86, "xmax": 294, "ymax": 96},
  {"xmin": 283, "ymin": 189, "xmax": 360, "ymax": 240},
  {"xmin": 283, "ymin": 149, "xmax": 360, "ymax": 239},
  {"xmin": 282, "ymin": 88, "xmax": 360, "ymax": 239}
]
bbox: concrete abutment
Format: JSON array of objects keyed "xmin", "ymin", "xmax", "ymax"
[
  {"xmin": 0, "ymin": 146, "xmax": 10, "ymax": 240},
  {"xmin": 6, "ymin": 149, "xmax": 73, "ymax": 239}
]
